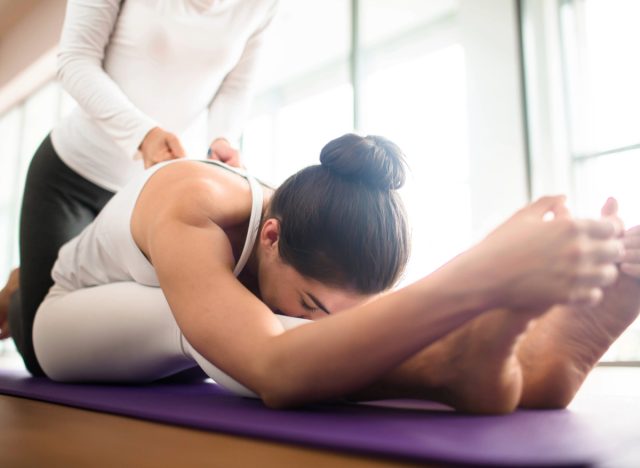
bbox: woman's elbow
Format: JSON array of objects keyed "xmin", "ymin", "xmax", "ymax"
[
  {"xmin": 56, "ymin": 51, "xmax": 73, "ymax": 82},
  {"xmin": 260, "ymin": 391, "xmax": 295, "ymax": 409},
  {"xmin": 252, "ymin": 362, "xmax": 315, "ymax": 409},
  {"xmin": 56, "ymin": 52, "xmax": 100, "ymax": 85},
  {"xmin": 259, "ymin": 380, "xmax": 348, "ymax": 409},
  {"xmin": 253, "ymin": 372, "xmax": 302, "ymax": 409}
]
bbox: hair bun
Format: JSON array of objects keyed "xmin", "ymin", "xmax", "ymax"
[{"xmin": 319, "ymin": 134, "xmax": 407, "ymax": 191}]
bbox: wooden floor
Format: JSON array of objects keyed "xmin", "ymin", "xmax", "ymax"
[
  {"xmin": 0, "ymin": 347, "xmax": 430, "ymax": 467},
  {"xmin": 1, "ymin": 348, "xmax": 639, "ymax": 467},
  {"xmin": 0, "ymin": 394, "xmax": 428, "ymax": 468}
]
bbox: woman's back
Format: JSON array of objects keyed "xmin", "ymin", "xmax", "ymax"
[{"xmin": 51, "ymin": 160, "xmax": 266, "ymax": 292}]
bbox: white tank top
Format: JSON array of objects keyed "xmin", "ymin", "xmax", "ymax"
[{"xmin": 51, "ymin": 160, "xmax": 264, "ymax": 292}]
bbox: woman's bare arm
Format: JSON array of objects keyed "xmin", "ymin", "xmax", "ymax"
[
  {"xmin": 147, "ymin": 212, "xmax": 494, "ymax": 407},
  {"xmin": 143, "ymin": 184, "xmax": 622, "ymax": 408}
]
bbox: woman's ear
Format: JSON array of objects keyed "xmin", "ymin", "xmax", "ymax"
[{"xmin": 259, "ymin": 218, "xmax": 280, "ymax": 254}]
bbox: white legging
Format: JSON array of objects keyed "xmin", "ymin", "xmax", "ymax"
[{"xmin": 32, "ymin": 283, "xmax": 310, "ymax": 398}]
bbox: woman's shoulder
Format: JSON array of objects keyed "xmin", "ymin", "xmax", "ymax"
[{"xmin": 140, "ymin": 159, "xmax": 255, "ymax": 228}]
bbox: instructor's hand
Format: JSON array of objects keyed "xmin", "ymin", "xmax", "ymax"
[
  {"xmin": 208, "ymin": 138, "xmax": 242, "ymax": 168},
  {"xmin": 140, "ymin": 127, "xmax": 186, "ymax": 169}
]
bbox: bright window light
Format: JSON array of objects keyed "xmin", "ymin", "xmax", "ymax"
[
  {"xmin": 361, "ymin": 45, "xmax": 470, "ymax": 283},
  {"xmin": 559, "ymin": 0, "xmax": 640, "ymax": 361},
  {"xmin": 0, "ymin": 108, "xmax": 23, "ymax": 271},
  {"xmin": 243, "ymin": 84, "xmax": 353, "ymax": 185},
  {"xmin": 562, "ymin": 0, "xmax": 640, "ymax": 155}
]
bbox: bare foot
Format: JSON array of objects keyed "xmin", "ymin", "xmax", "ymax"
[
  {"xmin": 517, "ymin": 272, "xmax": 640, "ymax": 408},
  {"xmin": 0, "ymin": 268, "xmax": 20, "ymax": 339},
  {"xmin": 412, "ymin": 308, "xmax": 535, "ymax": 414},
  {"xmin": 355, "ymin": 308, "xmax": 537, "ymax": 414},
  {"xmin": 518, "ymin": 200, "xmax": 640, "ymax": 408}
]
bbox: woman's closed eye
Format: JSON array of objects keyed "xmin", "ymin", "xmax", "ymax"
[
  {"xmin": 300, "ymin": 299, "xmax": 319, "ymax": 312},
  {"xmin": 299, "ymin": 297, "xmax": 332, "ymax": 320}
]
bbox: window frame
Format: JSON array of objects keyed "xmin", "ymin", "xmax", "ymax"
[{"xmin": 521, "ymin": 0, "xmax": 640, "ymax": 365}]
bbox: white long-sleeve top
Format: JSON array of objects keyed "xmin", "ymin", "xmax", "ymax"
[{"xmin": 51, "ymin": 0, "xmax": 277, "ymax": 191}]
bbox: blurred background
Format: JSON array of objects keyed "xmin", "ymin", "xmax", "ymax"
[{"xmin": 1, "ymin": 0, "xmax": 639, "ymax": 362}]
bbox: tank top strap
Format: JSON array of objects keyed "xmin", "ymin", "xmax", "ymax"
[
  {"xmin": 233, "ymin": 174, "xmax": 263, "ymax": 276},
  {"xmin": 196, "ymin": 160, "xmax": 264, "ymax": 276}
]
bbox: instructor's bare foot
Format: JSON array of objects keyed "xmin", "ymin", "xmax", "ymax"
[
  {"xmin": 398, "ymin": 308, "xmax": 537, "ymax": 414},
  {"xmin": 517, "ymin": 272, "xmax": 640, "ymax": 408},
  {"xmin": 0, "ymin": 268, "xmax": 19, "ymax": 339}
]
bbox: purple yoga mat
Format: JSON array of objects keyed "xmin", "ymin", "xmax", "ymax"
[{"xmin": 0, "ymin": 368, "xmax": 635, "ymax": 466}]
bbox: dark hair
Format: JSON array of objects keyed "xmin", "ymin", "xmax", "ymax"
[{"xmin": 266, "ymin": 133, "xmax": 410, "ymax": 294}]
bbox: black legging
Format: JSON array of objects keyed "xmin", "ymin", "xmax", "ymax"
[{"xmin": 8, "ymin": 135, "xmax": 114, "ymax": 376}]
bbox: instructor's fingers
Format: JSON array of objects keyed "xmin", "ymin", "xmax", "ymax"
[{"xmin": 167, "ymin": 135, "xmax": 186, "ymax": 158}]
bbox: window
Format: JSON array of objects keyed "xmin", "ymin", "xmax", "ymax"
[
  {"xmin": 360, "ymin": 0, "xmax": 468, "ymax": 282},
  {"xmin": 0, "ymin": 80, "xmax": 75, "ymax": 354},
  {"xmin": 524, "ymin": 0, "xmax": 640, "ymax": 361},
  {"xmin": 243, "ymin": 0, "xmax": 469, "ymax": 283},
  {"xmin": 361, "ymin": 46, "xmax": 470, "ymax": 282},
  {"xmin": 242, "ymin": 0, "xmax": 353, "ymax": 183},
  {"xmin": 561, "ymin": 0, "xmax": 640, "ymax": 226},
  {"xmin": 0, "ymin": 81, "xmax": 75, "ymax": 287},
  {"xmin": 562, "ymin": 0, "xmax": 640, "ymax": 362},
  {"xmin": 0, "ymin": 108, "xmax": 23, "ymax": 274}
]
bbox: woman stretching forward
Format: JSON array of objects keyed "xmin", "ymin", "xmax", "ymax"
[{"xmin": 3, "ymin": 134, "xmax": 640, "ymax": 411}]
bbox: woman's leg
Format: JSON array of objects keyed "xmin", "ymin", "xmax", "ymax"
[
  {"xmin": 348, "ymin": 307, "xmax": 535, "ymax": 413},
  {"xmin": 351, "ymin": 272, "xmax": 640, "ymax": 411},
  {"xmin": 33, "ymin": 283, "xmax": 195, "ymax": 382},
  {"xmin": 8, "ymin": 135, "xmax": 114, "ymax": 375},
  {"xmin": 33, "ymin": 282, "xmax": 310, "ymax": 395}
]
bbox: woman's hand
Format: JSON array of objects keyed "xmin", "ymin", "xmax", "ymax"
[
  {"xmin": 139, "ymin": 127, "xmax": 186, "ymax": 169},
  {"xmin": 208, "ymin": 138, "xmax": 242, "ymax": 167},
  {"xmin": 621, "ymin": 217, "xmax": 640, "ymax": 279},
  {"xmin": 621, "ymin": 227, "xmax": 640, "ymax": 279},
  {"xmin": 470, "ymin": 195, "xmax": 623, "ymax": 311},
  {"xmin": 596, "ymin": 197, "xmax": 640, "ymax": 282}
]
